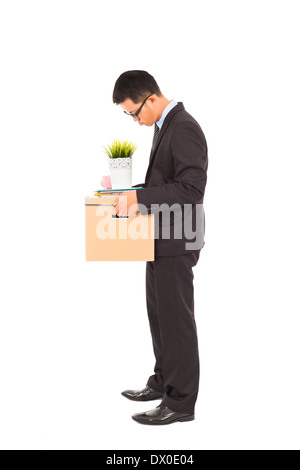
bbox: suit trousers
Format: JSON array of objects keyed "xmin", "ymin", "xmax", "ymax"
[{"xmin": 146, "ymin": 249, "xmax": 201, "ymax": 414}]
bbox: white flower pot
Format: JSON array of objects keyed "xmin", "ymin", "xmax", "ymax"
[{"xmin": 108, "ymin": 157, "xmax": 132, "ymax": 189}]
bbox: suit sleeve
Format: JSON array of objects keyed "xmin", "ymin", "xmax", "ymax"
[
  {"xmin": 131, "ymin": 183, "xmax": 145, "ymax": 188},
  {"xmin": 136, "ymin": 121, "xmax": 208, "ymax": 214}
]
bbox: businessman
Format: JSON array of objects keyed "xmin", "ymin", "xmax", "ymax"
[{"xmin": 112, "ymin": 70, "xmax": 208, "ymax": 425}]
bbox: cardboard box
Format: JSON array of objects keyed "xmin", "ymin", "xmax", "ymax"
[{"xmin": 85, "ymin": 195, "xmax": 155, "ymax": 261}]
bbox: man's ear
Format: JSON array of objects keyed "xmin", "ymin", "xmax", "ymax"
[{"xmin": 148, "ymin": 95, "xmax": 158, "ymax": 108}]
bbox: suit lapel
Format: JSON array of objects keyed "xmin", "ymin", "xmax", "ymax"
[{"xmin": 145, "ymin": 102, "xmax": 185, "ymax": 181}]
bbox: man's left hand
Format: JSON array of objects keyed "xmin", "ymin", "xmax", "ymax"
[{"xmin": 113, "ymin": 190, "xmax": 139, "ymax": 217}]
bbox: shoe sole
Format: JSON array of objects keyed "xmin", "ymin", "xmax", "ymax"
[
  {"xmin": 121, "ymin": 393, "xmax": 164, "ymax": 402},
  {"xmin": 132, "ymin": 414, "xmax": 195, "ymax": 425}
]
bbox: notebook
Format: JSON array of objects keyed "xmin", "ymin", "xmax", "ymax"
[
  {"xmin": 95, "ymin": 187, "xmax": 143, "ymax": 192},
  {"xmin": 94, "ymin": 187, "xmax": 144, "ymax": 197}
]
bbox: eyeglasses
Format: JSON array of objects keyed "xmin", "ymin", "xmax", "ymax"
[{"xmin": 123, "ymin": 94, "xmax": 153, "ymax": 118}]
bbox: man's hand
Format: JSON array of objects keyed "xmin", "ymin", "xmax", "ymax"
[{"xmin": 113, "ymin": 190, "xmax": 139, "ymax": 217}]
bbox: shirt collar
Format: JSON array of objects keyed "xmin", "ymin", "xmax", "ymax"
[{"xmin": 156, "ymin": 100, "xmax": 178, "ymax": 130}]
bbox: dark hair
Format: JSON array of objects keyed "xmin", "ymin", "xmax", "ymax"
[{"xmin": 112, "ymin": 70, "xmax": 162, "ymax": 104}]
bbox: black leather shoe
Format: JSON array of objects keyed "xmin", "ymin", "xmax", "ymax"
[
  {"xmin": 121, "ymin": 385, "xmax": 163, "ymax": 402},
  {"xmin": 132, "ymin": 403, "xmax": 195, "ymax": 425}
]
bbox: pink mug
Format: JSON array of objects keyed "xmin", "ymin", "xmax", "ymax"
[{"xmin": 100, "ymin": 175, "xmax": 112, "ymax": 189}]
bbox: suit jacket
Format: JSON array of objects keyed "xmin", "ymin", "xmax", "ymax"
[{"xmin": 133, "ymin": 102, "xmax": 208, "ymax": 257}]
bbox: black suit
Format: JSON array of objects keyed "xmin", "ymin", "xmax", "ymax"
[{"xmin": 133, "ymin": 102, "xmax": 208, "ymax": 414}]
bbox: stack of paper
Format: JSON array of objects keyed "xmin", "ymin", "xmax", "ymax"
[{"xmin": 93, "ymin": 187, "xmax": 143, "ymax": 197}]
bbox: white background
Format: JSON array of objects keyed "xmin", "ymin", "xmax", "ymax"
[{"xmin": 0, "ymin": 0, "xmax": 299, "ymax": 450}]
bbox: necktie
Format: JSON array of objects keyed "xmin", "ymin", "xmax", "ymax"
[{"xmin": 152, "ymin": 123, "xmax": 160, "ymax": 151}]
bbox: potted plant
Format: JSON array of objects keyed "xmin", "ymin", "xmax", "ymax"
[{"xmin": 103, "ymin": 139, "xmax": 137, "ymax": 189}]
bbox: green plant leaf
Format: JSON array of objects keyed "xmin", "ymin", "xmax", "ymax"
[{"xmin": 103, "ymin": 138, "xmax": 137, "ymax": 158}]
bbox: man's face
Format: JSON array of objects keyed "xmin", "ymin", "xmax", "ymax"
[{"xmin": 119, "ymin": 96, "xmax": 157, "ymax": 127}]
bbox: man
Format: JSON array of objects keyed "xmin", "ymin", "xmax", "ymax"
[{"xmin": 112, "ymin": 70, "xmax": 208, "ymax": 425}]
